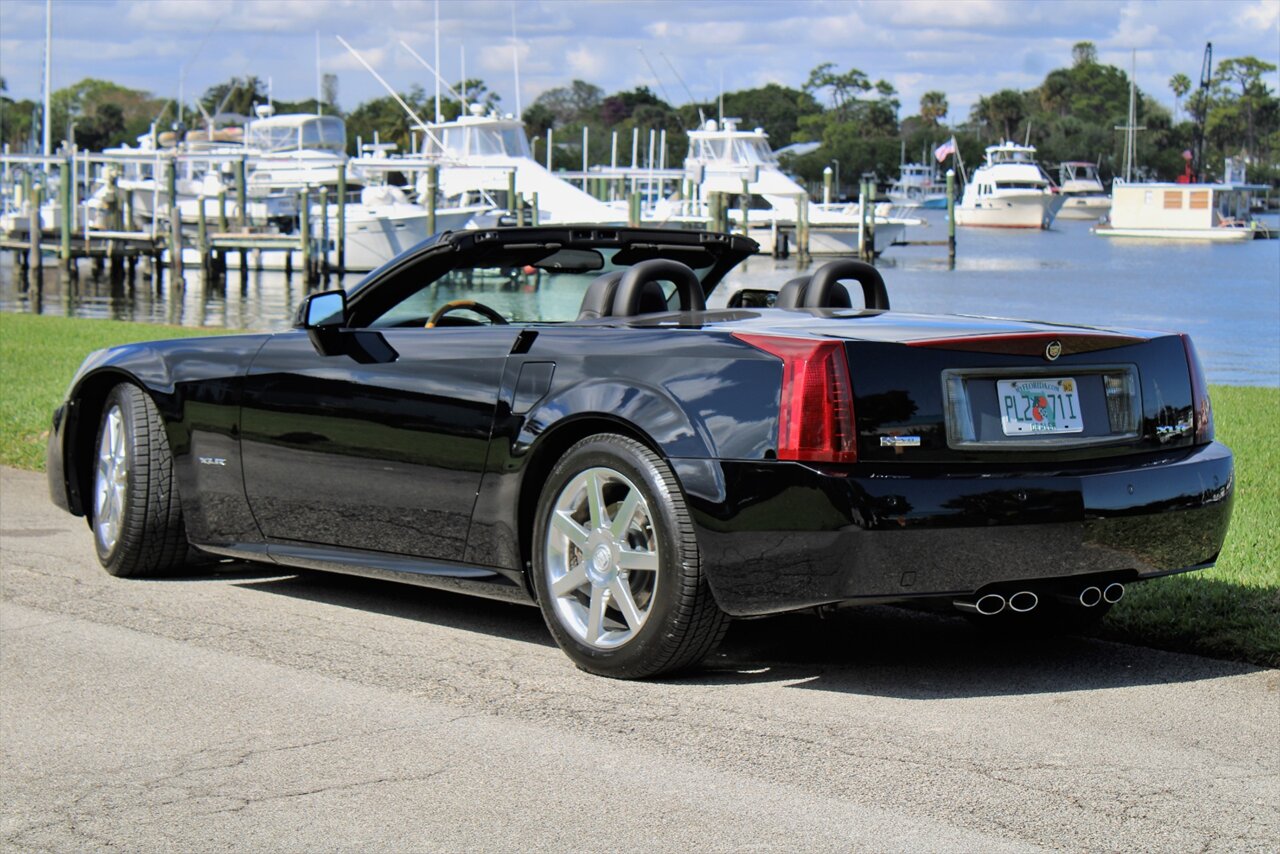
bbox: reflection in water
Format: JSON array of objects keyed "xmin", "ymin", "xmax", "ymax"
[{"xmin": 2, "ymin": 209, "xmax": 1276, "ymax": 385}]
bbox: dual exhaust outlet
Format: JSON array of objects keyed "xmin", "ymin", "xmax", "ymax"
[{"xmin": 954, "ymin": 583, "xmax": 1124, "ymax": 616}]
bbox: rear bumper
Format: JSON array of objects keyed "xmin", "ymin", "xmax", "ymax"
[{"xmin": 677, "ymin": 442, "xmax": 1234, "ymax": 617}]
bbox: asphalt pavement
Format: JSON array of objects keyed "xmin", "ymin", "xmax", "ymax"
[{"xmin": 2, "ymin": 466, "xmax": 1276, "ymax": 852}]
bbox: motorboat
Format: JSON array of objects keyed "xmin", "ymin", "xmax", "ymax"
[
  {"xmin": 954, "ymin": 141, "xmax": 1064, "ymax": 229},
  {"xmin": 412, "ymin": 105, "xmax": 620, "ymax": 226},
  {"xmin": 1057, "ymin": 162, "xmax": 1111, "ymax": 220},
  {"xmin": 675, "ymin": 119, "xmax": 912, "ymax": 254},
  {"xmin": 887, "ymin": 162, "xmax": 947, "ymax": 209}
]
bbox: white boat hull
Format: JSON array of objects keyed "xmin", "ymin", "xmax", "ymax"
[
  {"xmin": 955, "ymin": 193, "xmax": 1064, "ymax": 229},
  {"xmin": 1056, "ymin": 195, "xmax": 1111, "ymax": 220},
  {"xmin": 1093, "ymin": 225, "xmax": 1255, "ymax": 242}
]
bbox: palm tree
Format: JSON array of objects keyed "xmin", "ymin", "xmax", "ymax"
[
  {"xmin": 919, "ymin": 91, "xmax": 948, "ymax": 126},
  {"xmin": 1169, "ymin": 73, "xmax": 1191, "ymax": 122}
]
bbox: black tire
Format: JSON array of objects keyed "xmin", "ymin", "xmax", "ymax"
[
  {"xmin": 91, "ymin": 383, "xmax": 189, "ymax": 577},
  {"xmin": 965, "ymin": 599, "xmax": 1113, "ymax": 636},
  {"xmin": 531, "ymin": 434, "xmax": 728, "ymax": 678}
]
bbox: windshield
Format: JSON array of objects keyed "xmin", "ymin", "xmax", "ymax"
[
  {"xmin": 365, "ymin": 246, "xmax": 718, "ymax": 327},
  {"xmin": 247, "ymin": 117, "xmax": 345, "ymax": 153},
  {"xmin": 428, "ymin": 123, "xmax": 531, "ymax": 159}
]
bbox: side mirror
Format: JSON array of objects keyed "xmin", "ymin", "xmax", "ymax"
[{"xmin": 302, "ymin": 290, "xmax": 347, "ymax": 329}]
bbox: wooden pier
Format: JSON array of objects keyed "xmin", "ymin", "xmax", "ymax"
[{"xmin": 1, "ymin": 151, "xmax": 340, "ymax": 284}]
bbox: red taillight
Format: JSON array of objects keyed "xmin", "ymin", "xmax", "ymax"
[
  {"xmin": 1181, "ymin": 334, "xmax": 1214, "ymax": 443},
  {"xmin": 733, "ymin": 333, "xmax": 857, "ymax": 463}
]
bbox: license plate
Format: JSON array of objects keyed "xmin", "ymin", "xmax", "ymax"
[{"xmin": 997, "ymin": 378, "xmax": 1084, "ymax": 435}]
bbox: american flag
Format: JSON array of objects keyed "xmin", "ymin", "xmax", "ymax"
[{"xmin": 934, "ymin": 137, "xmax": 957, "ymax": 163}]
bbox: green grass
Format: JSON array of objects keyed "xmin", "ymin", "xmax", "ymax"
[
  {"xmin": 0, "ymin": 314, "xmax": 232, "ymax": 469},
  {"xmin": 1100, "ymin": 385, "xmax": 1280, "ymax": 668},
  {"xmin": 1, "ymin": 313, "xmax": 1277, "ymax": 667}
]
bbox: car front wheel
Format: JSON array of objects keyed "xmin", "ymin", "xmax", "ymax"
[
  {"xmin": 92, "ymin": 383, "xmax": 189, "ymax": 577},
  {"xmin": 532, "ymin": 433, "xmax": 728, "ymax": 678}
]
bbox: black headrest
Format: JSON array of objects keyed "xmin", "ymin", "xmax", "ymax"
[
  {"xmin": 775, "ymin": 276, "xmax": 811, "ymax": 309},
  {"xmin": 615, "ymin": 259, "xmax": 705, "ymax": 316},
  {"xmin": 577, "ymin": 271, "xmax": 624, "ymax": 320},
  {"xmin": 775, "ymin": 262, "xmax": 887, "ymax": 310},
  {"xmin": 577, "ymin": 260, "xmax": 704, "ymax": 320}
]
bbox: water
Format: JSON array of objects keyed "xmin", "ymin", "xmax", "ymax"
[{"xmin": 2, "ymin": 209, "xmax": 1277, "ymax": 385}]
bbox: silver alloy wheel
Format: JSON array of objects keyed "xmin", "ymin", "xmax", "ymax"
[
  {"xmin": 94, "ymin": 404, "xmax": 127, "ymax": 552},
  {"xmin": 544, "ymin": 466, "xmax": 660, "ymax": 649}
]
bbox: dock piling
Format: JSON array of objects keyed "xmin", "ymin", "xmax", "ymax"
[
  {"xmin": 319, "ymin": 187, "xmax": 330, "ymax": 273},
  {"xmin": 946, "ymin": 169, "xmax": 956, "ymax": 268},
  {"xmin": 235, "ymin": 158, "xmax": 247, "ymax": 229},
  {"xmin": 337, "ymin": 164, "xmax": 348, "ymax": 272},
  {"xmin": 29, "ymin": 184, "xmax": 42, "ymax": 273},
  {"xmin": 197, "ymin": 201, "xmax": 209, "ymax": 274},
  {"xmin": 60, "ymin": 157, "xmax": 71, "ymax": 268},
  {"xmin": 425, "ymin": 165, "xmax": 437, "ymax": 237},
  {"xmin": 300, "ymin": 188, "xmax": 312, "ymax": 283}
]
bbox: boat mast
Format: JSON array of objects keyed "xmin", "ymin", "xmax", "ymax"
[
  {"xmin": 42, "ymin": 0, "xmax": 51, "ymax": 157},
  {"xmin": 1115, "ymin": 50, "xmax": 1146, "ymax": 183},
  {"xmin": 315, "ymin": 29, "xmax": 322, "ymax": 115},
  {"xmin": 511, "ymin": 2, "xmax": 522, "ymax": 117},
  {"xmin": 434, "ymin": 0, "xmax": 442, "ymax": 122}
]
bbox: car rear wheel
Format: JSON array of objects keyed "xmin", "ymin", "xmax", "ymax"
[
  {"xmin": 92, "ymin": 383, "xmax": 189, "ymax": 577},
  {"xmin": 532, "ymin": 433, "xmax": 728, "ymax": 678}
]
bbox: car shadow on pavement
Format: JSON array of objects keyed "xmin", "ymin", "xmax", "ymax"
[
  {"xmin": 225, "ymin": 566, "xmax": 1262, "ymax": 698},
  {"xmin": 233, "ymin": 568, "xmax": 555, "ymax": 647},
  {"xmin": 692, "ymin": 605, "xmax": 1265, "ymax": 699}
]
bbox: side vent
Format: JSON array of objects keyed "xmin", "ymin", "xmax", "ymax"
[{"xmin": 733, "ymin": 333, "xmax": 857, "ymax": 463}]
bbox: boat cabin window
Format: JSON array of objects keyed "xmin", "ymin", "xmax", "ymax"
[
  {"xmin": 247, "ymin": 117, "xmax": 346, "ymax": 154},
  {"xmin": 990, "ymin": 148, "xmax": 1033, "ymax": 164},
  {"xmin": 300, "ymin": 118, "xmax": 346, "ymax": 153},
  {"xmin": 995, "ymin": 180, "xmax": 1047, "ymax": 190},
  {"xmin": 429, "ymin": 124, "xmax": 531, "ymax": 159},
  {"xmin": 692, "ymin": 136, "xmax": 778, "ymax": 166}
]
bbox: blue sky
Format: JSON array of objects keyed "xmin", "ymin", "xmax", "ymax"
[{"xmin": 2, "ymin": 0, "xmax": 1278, "ymax": 125}]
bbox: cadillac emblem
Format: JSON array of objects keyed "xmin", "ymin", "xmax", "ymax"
[{"xmin": 1045, "ymin": 340, "xmax": 1063, "ymax": 361}]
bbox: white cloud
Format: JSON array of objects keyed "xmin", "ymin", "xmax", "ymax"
[
  {"xmin": 566, "ymin": 45, "xmax": 606, "ymax": 79},
  {"xmin": 0, "ymin": 0, "xmax": 1274, "ymax": 119}
]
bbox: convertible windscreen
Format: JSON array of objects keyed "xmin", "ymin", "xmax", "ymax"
[{"xmin": 366, "ymin": 245, "xmax": 717, "ymax": 327}]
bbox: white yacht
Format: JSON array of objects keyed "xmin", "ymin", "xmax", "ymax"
[
  {"xmin": 414, "ymin": 105, "xmax": 620, "ymax": 226},
  {"xmin": 676, "ymin": 119, "xmax": 911, "ymax": 254},
  {"xmin": 242, "ymin": 110, "xmax": 348, "ymax": 191},
  {"xmin": 954, "ymin": 141, "xmax": 1064, "ymax": 229},
  {"xmin": 1056, "ymin": 161, "xmax": 1111, "ymax": 220}
]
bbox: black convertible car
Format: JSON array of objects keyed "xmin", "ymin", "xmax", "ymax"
[{"xmin": 48, "ymin": 227, "xmax": 1234, "ymax": 677}]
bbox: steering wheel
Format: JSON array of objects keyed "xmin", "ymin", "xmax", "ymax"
[{"xmin": 425, "ymin": 300, "xmax": 509, "ymax": 328}]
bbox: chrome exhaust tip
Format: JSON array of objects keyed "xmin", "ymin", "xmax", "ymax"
[
  {"xmin": 1103, "ymin": 582, "xmax": 1125, "ymax": 604},
  {"xmin": 955, "ymin": 593, "xmax": 1007, "ymax": 616},
  {"xmin": 1008, "ymin": 590, "xmax": 1039, "ymax": 613},
  {"xmin": 1079, "ymin": 586, "xmax": 1103, "ymax": 608}
]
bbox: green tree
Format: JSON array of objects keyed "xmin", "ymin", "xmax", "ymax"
[
  {"xmin": 200, "ymin": 76, "xmax": 268, "ymax": 119},
  {"xmin": 1212, "ymin": 56, "xmax": 1278, "ymax": 161},
  {"xmin": 1169, "ymin": 73, "xmax": 1192, "ymax": 122},
  {"xmin": 919, "ymin": 90, "xmax": 948, "ymax": 126},
  {"xmin": 971, "ymin": 89, "xmax": 1027, "ymax": 141},
  {"xmin": 1072, "ymin": 41, "xmax": 1098, "ymax": 68},
  {"xmin": 49, "ymin": 78, "xmax": 166, "ymax": 150},
  {"xmin": 531, "ymin": 80, "xmax": 603, "ymax": 127}
]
